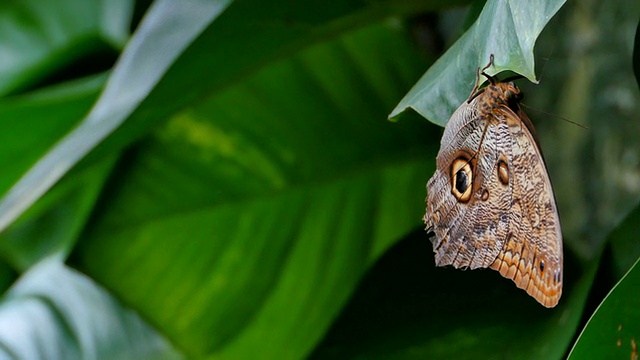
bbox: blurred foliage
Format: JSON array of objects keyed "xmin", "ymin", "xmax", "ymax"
[
  {"xmin": 0, "ymin": 0, "xmax": 636, "ymax": 359},
  {"xmin": 634, "ymin": 19, "xmax": 640, "ymax": 88},
  {"xmin": 312, "ymin": 229, "xmax": 596, "ymax": 359}
]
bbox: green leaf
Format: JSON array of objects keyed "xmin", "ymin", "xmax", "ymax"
[
  {"xmin": 566, "ymin": 204, "xmax": 640, "ymax": 359},
  {"xmin": 0, "ymin": 0, "xmax": 467, "ymax": 237},
  {"xmin": 0, "ymin": 258, "xmax": 180, "ymax": 360},
  {"xmin": 568, "ymin": 259, "xmax": 640, "ymax": 359},
  {"xmin": 0, "ymin": 0, "xmax": 131, "ymax": 95},
  {"xmin": 71, "ymin": 22, "xmax": 439, "ymax": 359},
  {"xmin": 0, "ymin": 75, "xmax": 107, "ymax": 270},
  {"xmin": 0, "ymin": 0, "xmax": 234, "ymax": 233},
  {"xmin": 389, "ymin": 0, "xmax": 567, "ymax": 125},
  {"xmin": 0, "ymin": 155, "xmax": 116, "ymax": 271},
  {"xmin": 0, "ymin": 75, "xmax": 105, "ymax": 195}
]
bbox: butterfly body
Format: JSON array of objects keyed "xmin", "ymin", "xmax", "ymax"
[{"xmin": 425, "ymin": 78, "xmax": 563, "ymax": 308}]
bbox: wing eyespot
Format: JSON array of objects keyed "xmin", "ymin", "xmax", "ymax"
[
  {"xmin": 497, "ymin": 159, "xmax": 509, "ymax": 185},
  {"xmin": 450, "ymin": 157, "xmax": 473, "ymax": 203},
  {"xmin": 481, "ymin": 189, "xmax": 489, "ymax": 201}
]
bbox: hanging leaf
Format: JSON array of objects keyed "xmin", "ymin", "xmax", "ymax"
[{"xmin": 389, "ymin": 0, "xmax": 567, "ymax": 126}]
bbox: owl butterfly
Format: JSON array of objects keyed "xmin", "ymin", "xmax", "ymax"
[{"xmin": 424, "ymin": 56, "xmax": 563, "ymax": 308}]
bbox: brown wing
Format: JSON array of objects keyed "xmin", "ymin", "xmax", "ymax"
[
  {"xmin": 425, "ymin": 82, "xmax": 563, "ymax": 308},
  {"xmin": 425, "ymin": 99, "xmax": 514, "ymax": 271},
  {"xmin": 488, "ymin": 104, "xmax": 563, "ymax": 308}
]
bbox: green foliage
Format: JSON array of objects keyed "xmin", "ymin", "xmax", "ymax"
[
  {"xmin": 0, "ymin": 0, "xmax": 129, "ymax": 96},
  {"xmin": 72, "ymin": 20, "xmax": 436, "ymax": 360},
  {"xmin": 0, "ymin": 258, "xmax": 180, "ymax": 359},
  {"xmin": 569, "ymin": 259, "xmax": 640, "ymax": 359},
  {"xmin": 312, "ymin": 231, "xmax": 597, "ymax": 359},
  {"xmin": 0, "ymin": 0, "xmax": 637, "ymax": 359},
  {"xmin": 390, "ymin": 0, "xmax": 567, "ymax": 125},
  {"xmin": 568, "ymin": 205, "xmax": 640, "ymax": 359}
]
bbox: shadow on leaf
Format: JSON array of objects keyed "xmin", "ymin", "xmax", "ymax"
[{"xmin": 313, "ymin": 227, "xmax": 588, "ymax": 359}]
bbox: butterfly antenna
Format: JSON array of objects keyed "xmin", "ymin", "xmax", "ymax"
[
  {"xmin": 521, "ymin": 103, "xmax": 588, "ymax": 129},
  {"xmin": 468, "ymin": 54, "xmax": 495, "ymax": 102},
  {"xmin": 481, "ymin": 54, "xmax": 496, "ymax": 84}
]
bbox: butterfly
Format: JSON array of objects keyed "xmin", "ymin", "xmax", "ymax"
[{"xmin": 424, "ymin": 56, "xmax": 563, "ymax": 308}]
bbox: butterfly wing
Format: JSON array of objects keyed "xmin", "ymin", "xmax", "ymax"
[
  {"xmin": 489, "ymin": 105, "xmax": 563, "ymax": 308},
  {"xmin": 425, "ymin": 99, "xmax": 514, "ymax": 271},
  {"xmin": 425, "ymin": 83, "xmax": 563, "ymax": 308}
]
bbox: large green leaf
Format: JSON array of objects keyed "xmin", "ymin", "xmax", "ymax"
[
  {"xmin": 0, "ymin": 0, "xmax": 468, "ymax": 236},
  {"xmin": 71, "ymin": 22, "xmax": 439, "ymax": 359},
  {"xmin": 0, "ymin": 258, "xmax": 180, "ymax": 360},
  {"xmin": 390, "ymin": 0, "xmax": 567, "ymax": 125},
  {"xmin": 0, "ymin": 0, "xmax": 234, "ymax": 232}
]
